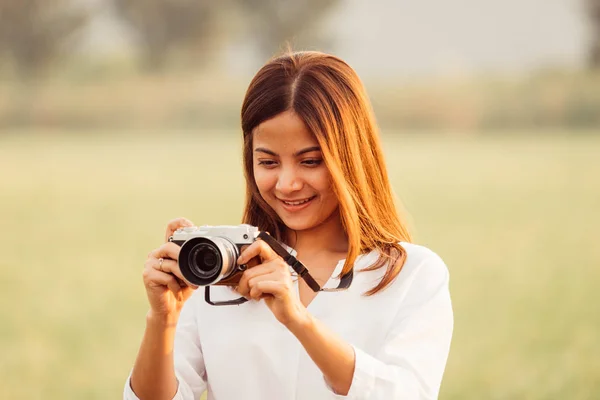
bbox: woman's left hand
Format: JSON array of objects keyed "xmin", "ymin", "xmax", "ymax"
[{"xmin": 236, "ymin": 239, "xmax": 308, "ymax": 327}]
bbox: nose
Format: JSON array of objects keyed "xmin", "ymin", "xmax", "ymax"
[{"xmin": 275, "ymin": 165, "xmax": 302, "ymax": 194}]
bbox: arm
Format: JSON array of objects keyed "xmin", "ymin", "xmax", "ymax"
[
  {"xmin": 287, "ymin": 313, "xmax": 355, "ymax": 395},
  {"xmin": 236, "ymin": 239, "xmax": 453, "ymax": 399},
  {"xmin": 124, "ymin": 295, "xmax": 207, "ymax": 400},
  {"xmin": 128, "ymin": 312, "xmax": 180, "ymax": 400},
  {"xmin": 288, "ymin": 253, "xmax": 454, "ymax": 399},
  {"xmin": 124, "ymin": 218, "xmax": 207, "ymax": 400}
]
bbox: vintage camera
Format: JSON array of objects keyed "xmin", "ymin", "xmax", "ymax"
[{"xmin": 169, "ymin": 224, "xmax": 259, "ymax": 286}]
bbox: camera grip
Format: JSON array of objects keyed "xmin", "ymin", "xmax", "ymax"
[{"xmin": 211, "ymin": 255, "xmax": 260, "ymax": 286}]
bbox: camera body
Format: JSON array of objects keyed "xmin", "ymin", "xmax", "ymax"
[
  {"xmin": 169, "ymin": 224, "xmax": 259, "ymax": 287},
  {"xmin": 170, "ymin": 224, "xmax": 258, "ymax": 246}
]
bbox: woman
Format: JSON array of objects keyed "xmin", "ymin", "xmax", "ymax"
[{"xmin": 124, "ymin": 51, "xmax": 453, "ymax": 400}]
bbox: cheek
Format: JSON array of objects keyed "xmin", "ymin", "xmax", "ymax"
[
  {"xmin": 307, "ymin": 170, "xmax": 338, "ymax": 210},
  {"xmin": 310, "ymin": 168, "xmax": 335, "ymax": 195},
  {"xmin": 253, "ymin": 169, "xmax": 276, "ymax": 196}
]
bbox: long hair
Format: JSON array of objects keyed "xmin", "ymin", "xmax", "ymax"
[{"xmin": 241, "ymin": 51, "xmax": 412, "ymax": 296}]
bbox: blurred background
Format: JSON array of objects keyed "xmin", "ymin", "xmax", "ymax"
[{"xmin": 1, "ymin": 0, "xmax": 599, "ymax": 399}]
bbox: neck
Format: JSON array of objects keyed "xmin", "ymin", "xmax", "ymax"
[{"xmin": 284, "ymin": 209, "xmax": 348, "ymax": 258}]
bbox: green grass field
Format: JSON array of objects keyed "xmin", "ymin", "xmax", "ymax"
[{"xmin": 1, "ymin": 131, "xmax": 598, "ymax": 399}]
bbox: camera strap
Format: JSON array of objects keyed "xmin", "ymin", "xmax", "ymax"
[
  {"xmin": 205, "ymin": 232, "xmax": 354, "ymax": 306},
  {"xmin": 257, "ymin": 231, "xmax": 353, "ymax": 292}
]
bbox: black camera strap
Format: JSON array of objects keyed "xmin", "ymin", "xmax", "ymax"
[
  {"xmin": 205, "ymin": 231, "xmax": 354, "ymax": 306},
  {"xmin": 257, "ymin": 231, "xmax": 353, "ymax": 292}
]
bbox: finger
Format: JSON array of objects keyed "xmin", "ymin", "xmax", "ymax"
[
  {"xmin": 236, "ymin": 263, "xmax": 277, "ymax": 297},
  {"xmin": 150, "ymin": 242, "xmax": 182, "ymax": 262},
  {"xmin": 247, "ymin": 271, "xmax": 280, "ymax": 292},
  {"xmin": 252, "ymin": 280, "xmax": 285, "ymax": 300},
  {"xmin": 237, "ymin": 258, "xmax": 287, "ymax": 296},
  {"xmin": 237, "ymin": 239, "xmax": 279, "ymax": 265},
  {"xmin": 180, "ymin": 284, "xmax": 196, "ymax": 299},
  {"xmin": 145, "ymin": 269, "xmax": 182, "ymax": 297},
  {"xmin": 176, "ymin": 276, "xmax": 198, "ymax": 290},
  {"xmin": 148, "ymin": 256, "xmax": 177, "ymax": 273},
  {"xmin": 249, "ymin": 284, "xmax": 266, "ymax": 301},
  {"xmin": 245, "ymin": 272, "xmax": 278, "ymax": 301},
  {"xmin": 147, "ymin": 254, "xmax": 187, "ymax": 283},
  {"xmin": 164, "ymin": 217, "xmax": 194, "ymax": 242}
]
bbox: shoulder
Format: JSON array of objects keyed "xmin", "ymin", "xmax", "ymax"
[
  {"xmin": 392, "ymin": 242, "xmax": 451, "ymax": 306},
  {"xmin": 358, "ymin": 242, "xmax": 449, "ymax": 285},
  {"xmin": 352, "ymin": 242, "xmax": 452, "ymax": 331},
  {"xmin": 357, "ymin": 242, "xmax": 450, "ymax": 297},
  {"xmin": 398, "ymin": 242, "xmax": 449, "ymax": 279},
  {"xmin": 360, "ymin": 242, "xmax": 450, "ymax": 304}
]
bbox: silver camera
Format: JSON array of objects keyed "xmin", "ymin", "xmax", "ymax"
[{"xmin": 169, "ymin": 224, "xmax": 259, "ymax": 286}]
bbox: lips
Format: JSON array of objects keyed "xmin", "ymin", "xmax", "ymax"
[
  {"xmin": 278, "ymin": 195, "xmax": 316, "ymax": 211},
  {"xmin": 281, "ymin": 197, "xmax": 314, "ymax": 206}
]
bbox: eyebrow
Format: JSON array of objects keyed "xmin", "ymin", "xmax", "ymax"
[{"xmin": 254, "ymin": 146, "xmax": 321, "ymax": 157}]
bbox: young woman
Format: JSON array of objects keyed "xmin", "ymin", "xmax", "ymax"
[{"xmin": 124, "ymin": 51, "xmax": 453, "ymax": 400}]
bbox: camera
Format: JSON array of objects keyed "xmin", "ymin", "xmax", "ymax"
[{"xmin": 169, "ymin": 224, "xmax": 259, "ymax": 286}]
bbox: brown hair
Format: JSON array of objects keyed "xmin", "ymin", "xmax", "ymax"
[{"xmin": 241, "ymin": 51, "xmax": 412, "ymax": 296}]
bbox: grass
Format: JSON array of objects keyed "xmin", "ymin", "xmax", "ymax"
[{"xmin": 0, "ymin": 130, "xmax": 598, "ymax": 399}]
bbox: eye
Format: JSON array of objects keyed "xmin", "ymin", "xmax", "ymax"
[
  {"xmin": 257, "ymin": 160, "xmax": 278, "ymax": 168},
  {"xmin": 301, "ymin": 159, "xmax": 323, "ymax": 167}
]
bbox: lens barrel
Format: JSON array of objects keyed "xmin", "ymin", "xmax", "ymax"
[{"xmin": 178, "ymin": 237, "xmax": 238, "ymax": 286}]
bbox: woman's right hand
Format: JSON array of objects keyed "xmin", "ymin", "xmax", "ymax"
[{"xmin": 142, "ymin": 217, "xmax": 198, "ymax": 319}]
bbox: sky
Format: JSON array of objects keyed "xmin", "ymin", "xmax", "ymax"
[
  {"xmin": 329, "ymin": 0, "xmax": 589, "ymax": 77},
  {"xmin": 82, "ymin": 0, "xmax": 590, "ymax": 78}
]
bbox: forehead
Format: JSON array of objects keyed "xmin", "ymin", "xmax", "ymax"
[{"xmin": 252, "ymin": 111, "xmax": 319, "ymax": 150}]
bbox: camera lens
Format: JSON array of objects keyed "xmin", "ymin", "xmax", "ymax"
[
  {"xmin": 188, "ymin": 243, "xmax": 221, "ymax": 280},
  {"xmin": 191, "ymin": 244, "xmax": 220, "ymax": 274},
  {"xmin": 178, "ymin": 236, "xmax": 238, "ymax": 286},
  {"xmin": 201, "ymin": 250, "xmax": 217, "ymax": 268}
]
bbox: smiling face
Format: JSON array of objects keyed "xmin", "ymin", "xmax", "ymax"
[{"xmin": 252, "ymin": 110, "xmax": 340, "ymax": 234}]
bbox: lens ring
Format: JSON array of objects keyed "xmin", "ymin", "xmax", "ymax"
[
  {"xmin": 178, "ymin": 236, "xmax": 239, "ymax": 286},
  {"xmin": 189, "ymin": 243, "xmax": 222, "ymax": 279}
]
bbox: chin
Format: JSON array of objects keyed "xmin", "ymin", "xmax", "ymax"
[{"xmin": 278, "ymin": 217, "xmax": 316, "ymax": 232}]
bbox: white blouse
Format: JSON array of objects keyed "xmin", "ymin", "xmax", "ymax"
[{"xmin": 124, "ymin": 242, "xmax": 454, "ymax": 400}]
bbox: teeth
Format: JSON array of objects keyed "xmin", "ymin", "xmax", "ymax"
[{"xmin": 283, "ymin": 197, "xmax": 312, "ymax": 206}]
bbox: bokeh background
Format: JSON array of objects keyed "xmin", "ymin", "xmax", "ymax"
[{"xmin": 1, "ymin": 0, "xmax": 599, "ymax": 399}]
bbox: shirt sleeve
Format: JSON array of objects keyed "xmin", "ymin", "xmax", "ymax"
[
  {"xmin": 325, "ymin": 251, "xmax": 454, "ymax": 400},
  {"xmin": 123, "ymin": 294, "xmax": 208, "ymax": 400}
]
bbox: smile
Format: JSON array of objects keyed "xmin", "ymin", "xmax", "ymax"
[
  {"xmin": 282, "ymin": 197, "xmax": 313, "ymax": 205},
  {"xmin": 278, "ymin": 195, "xmax": 317, "ymax": 209}
]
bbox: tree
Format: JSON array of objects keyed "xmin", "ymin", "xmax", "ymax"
[
  {"xmin": 233, "ymin": 0, "xmax": 341, "ymax": 60},
  {"xmin": 111, "ymin": 0, "xmax": 222, "ymax": 71},
  {"xmin": 588, "ymin": 0, "xmax": 600, "ymax": 68},
  {"xmin": 0, "ymin": 0, "xmax": 88, "ymax": 79}
]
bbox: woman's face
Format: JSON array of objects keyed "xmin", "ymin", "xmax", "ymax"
[{"xmin": 252, "ymin": 110, "xmax": 339, "ymax": 232}]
